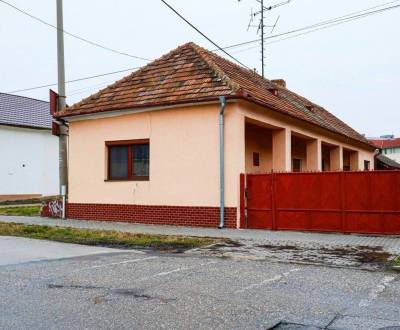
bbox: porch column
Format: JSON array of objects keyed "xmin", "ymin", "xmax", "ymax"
[
  {"xmin": 272, "ymin": 128, "xmax": 291, "ymax": 171},
  {"xmin": 350, "ymin": 151, "xmax": 360, "ymax": 171},
  {"xmin": 306, "ymin": 139, "xmax": 322, "ymax": 171},
  {"xmin": 330, "ymin": 145, "xmax": 343, "ymax": 171}
]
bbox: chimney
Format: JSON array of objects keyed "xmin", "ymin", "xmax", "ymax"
[{"xmin": 271, "ymin": 79, "xmax": 286, "ymax": 88}]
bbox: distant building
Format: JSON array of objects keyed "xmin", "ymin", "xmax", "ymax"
[
  {"xmin": 369, "ymin": 135, "xmax": 400, "ymax": 163},
  {"xmin": 0, "ymin": 93, "xmax": 59, "ymax": 201}
]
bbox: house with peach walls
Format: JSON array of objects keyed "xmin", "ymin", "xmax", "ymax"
[{"xmin": 55, "ymin": 42, "xmax": 375, "ymax": 228}]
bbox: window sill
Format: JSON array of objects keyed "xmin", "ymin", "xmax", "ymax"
[{"xmin": 105, "ymin": 177, "xmax": 149, "ymax": 182}]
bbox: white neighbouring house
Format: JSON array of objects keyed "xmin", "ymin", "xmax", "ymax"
[{"xmin": 0, "ymin": 93, "xmax": 59, "ymax": 201}]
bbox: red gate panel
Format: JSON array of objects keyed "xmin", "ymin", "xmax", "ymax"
[
  {"xmin": 274, "ymin": 172, "xmax": 342, "ymax": 232},
  {"xmin": 241, "ymin": 171, "xmax": 400, "ymax": 235},
  {"xmin": 245, "ymin": 174, "xmax": 273, "ymax": 229}
]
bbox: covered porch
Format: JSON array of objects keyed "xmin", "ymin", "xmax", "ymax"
[{"xmin": 244, "ymin": 119, "xmax": 362, "ymax": 173}]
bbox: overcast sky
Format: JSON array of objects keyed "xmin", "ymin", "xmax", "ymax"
[{"xmin": 1, "ymin": 0, "xmax": 399, "ymax": 137}]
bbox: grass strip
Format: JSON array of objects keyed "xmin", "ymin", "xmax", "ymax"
[
  {"xmin": 0, "ymin": 221, "xmax": 214, "ymax": 252},
  {"xmin": 0, "ymin": 196, "xmax": 57, "ymax": 206},
  {"xmin": 0, "ymin": 206, "xmax": 41, "ymax": 216}
]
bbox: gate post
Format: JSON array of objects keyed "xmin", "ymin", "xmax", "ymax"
[
  {"xmin": 240, "ymin": 173, "xmax": 246, "ymax": 228},
  {"xmin": 271, "ymin": 171, "xmax": 277, "ymax": 231},
  {"xmin": 340, "ymin": 171, "xmax": 345, "ymax": 232}
]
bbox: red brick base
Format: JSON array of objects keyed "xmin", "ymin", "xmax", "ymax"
[{"xmin": 66, "ymin": 203, "xmax": 237, "ymax": 228}]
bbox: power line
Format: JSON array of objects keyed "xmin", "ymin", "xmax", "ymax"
[
  {"xmin": 216, "ymin": 0, "xmax": 400, "ymax": 52},
  {"xmin": 8, "ymin": 0, "xmax": 400, "ymax": 95},
  {"xmin": 229, "ymin": 1, "xmax": 400, "ymax": 54},
  {"xmin": 7, "ymin": 67, "xmax": 140, "ymax": 94},
  {"xmin": 0, "ymin": 0, "xmax": 151, "ymax": 62},
  {"xmin": 68, "ymin": 79, "xmax": 118, "ymax": 96},
  {"xmin": 160, "ymin": 0, "xmax": 251, "ymax": 70}
]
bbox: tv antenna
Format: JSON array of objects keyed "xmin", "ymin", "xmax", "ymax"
[{"xmin": 239, "ymin": 0, "xmax": 291, "ymax": 77}]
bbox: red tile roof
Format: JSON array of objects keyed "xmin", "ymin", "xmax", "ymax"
[
  {"xmin": 58, "ymin": 42, "xmax": 371, "ymax": 147},
  {"xmin": 369, "ymin": 138, "xmax": 400, "ymax": 149}
]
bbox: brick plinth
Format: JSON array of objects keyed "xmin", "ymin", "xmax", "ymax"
[{"xmin": 66, "ymin": 203, "xmax": 237, "ymax": 228}]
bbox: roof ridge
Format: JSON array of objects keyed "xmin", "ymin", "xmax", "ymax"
[{"xmin": 188, "ymin": 43, "xmax": 241, "ymax": 94}]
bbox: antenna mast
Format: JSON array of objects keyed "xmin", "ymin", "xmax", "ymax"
[{"xmin": 240, "ymin": 0, "xmax": 291, "ymax": 77}]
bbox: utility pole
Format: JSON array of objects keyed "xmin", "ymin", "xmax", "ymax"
[
  {"xmin": 57, "ymin": 0, "xmax": 68, "ymax": 210},
  {"xmin": 260, "ymin": 0, "xmax": 265, "ymax": 78}
]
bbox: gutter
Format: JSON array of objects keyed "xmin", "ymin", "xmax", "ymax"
[
  {"xmin": 0, "ymin": 123, "xmax": 52, "ymax": 131},
  {"xmin": 218, "ymin": 96, "xmax": 226, "ymax": 229}
]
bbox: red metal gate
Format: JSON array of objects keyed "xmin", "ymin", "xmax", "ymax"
[{"xmin": 240, "ymin": 171, "xmax": 400, "ymax": 235}]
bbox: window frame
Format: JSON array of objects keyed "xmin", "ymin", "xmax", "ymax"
[
  {"xmin": 292, "ymin": 158, "xmax": 302, "ymax": 173},
  {"xmin": 106, "ymin": 139, "xmax": 150, "ymax": 181},
  {"xmin": 364, "ymin": 160, "xmax": 371, "ymax": 171},
  {"xmin": 253, "ymin": 152, "xmax": 260, "ymax": 167}
]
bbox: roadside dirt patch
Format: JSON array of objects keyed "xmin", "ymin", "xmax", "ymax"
[
  {"xmin": 190, "ymin": 239, "xmax": 395, "ymax": 270},
  {"xmin": 320, "ymin": 246, "xmax": 391, "ymax": 266},
  {"xmin": 256, "ymin": 244, "xmax": 300, "ymax": 251}
]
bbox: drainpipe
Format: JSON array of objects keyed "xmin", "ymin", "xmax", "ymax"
[{"xmin": 218, "ymin": 96, "xmax": 226, "ymax": 229}]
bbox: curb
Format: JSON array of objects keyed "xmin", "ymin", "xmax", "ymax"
[{"xmin": 392, "ymin": 265, "xmax": 400, "ymax": 272}]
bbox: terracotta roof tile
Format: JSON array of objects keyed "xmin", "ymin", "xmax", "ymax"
[
  {"xmin": 370, "ymin": 138, "xmax": 400, "ymax": 149},
  {"xmin": 58, "ymin": 42, "xmax": 371, "ymax": 146}
]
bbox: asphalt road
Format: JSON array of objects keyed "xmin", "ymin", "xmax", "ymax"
[
  {"xmin": 1, "ymin": 238, "xmax": 400, "ymax": 330},
  {"xmin": 0, "ymin": 236, "xmax": 123, "ymax": 266}
]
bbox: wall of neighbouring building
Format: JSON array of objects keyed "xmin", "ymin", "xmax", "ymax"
[
  {"xmin": 382, "ymin": 148, "xmax": 400, "ymax": 163},
  {"xmin": 0, "ymin": 125, "xmax": 59, "ymax": 199}
]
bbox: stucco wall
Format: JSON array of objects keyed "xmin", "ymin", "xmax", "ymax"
[
  {"xmin": 68, "ymin": 99, "xmax": 374, "ymax": 214},
  {"xmin": 68, "ymin": 103, "xmax": 244, "ymax": 208},
  {"xmin": 0, "ymin": 125, "xmax": 59, "ymax": 196},
  {"xmin": 245, "ymin": 123, "xmax": 272, "ymax": 173}
]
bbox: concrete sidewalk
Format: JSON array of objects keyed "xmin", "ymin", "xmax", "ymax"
[{"xmin": 1, "ymin": 215, "xmax": 400, "ymax": 253}]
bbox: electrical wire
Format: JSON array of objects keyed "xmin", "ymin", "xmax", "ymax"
[
  {"xmin": 216, "ymin": 0, "xmax": 400, "ymax": 52},
  {"xmin": 230, "ymin": 2, "xmax": 400, "ymax": 55},
  {"xmin": 160, "ymin": 0, "xmax": 251, "ymax": 70},
  {"xmin": 0, "ymin": 0, "xmax": 151, "ymax": 61},
  {"xmin": 7, "ymin": 67, "xmax": 140, "ymax": 94},
  {"xmin": 7, "ymin": 1, "xmax": 400, "ymax": 94},
  {"xmin": 68, "ymin": 79, "xmax": 119, "ymax": 96}
]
